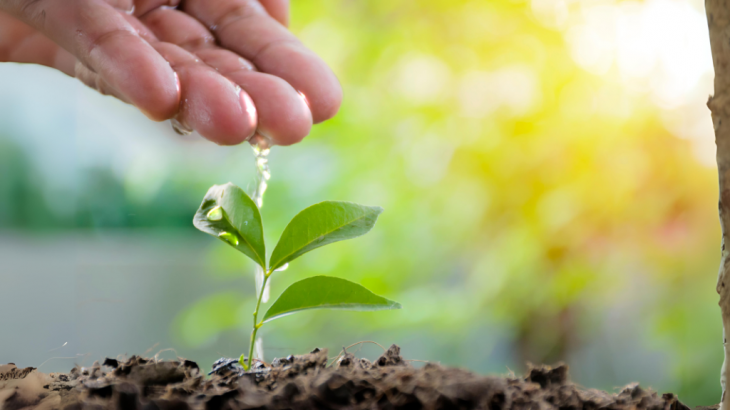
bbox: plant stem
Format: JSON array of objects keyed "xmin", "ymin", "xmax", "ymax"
[
  {"xmin": 246, "ymin": 268, "xmax": 272, "ymax": 370},
  {"xmin": 706, "ymin": 2, "xmax": 730, "ymax": 408}
]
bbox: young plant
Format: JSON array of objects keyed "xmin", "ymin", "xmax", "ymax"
[{"xmin": 193, "ymin": 183, "xmax": 401, "ymax": 370}]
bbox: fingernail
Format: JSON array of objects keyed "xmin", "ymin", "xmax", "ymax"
[{"xmin": 240, "ymin": 89, "xmax": 258, "ymax": 141}]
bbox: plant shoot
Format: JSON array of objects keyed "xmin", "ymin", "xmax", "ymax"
[{"xmin": 193, "ymin": 182, "xmax": 401, "ymax": 370}]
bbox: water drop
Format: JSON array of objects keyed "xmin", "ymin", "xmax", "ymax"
[
  {"xmin": 249, "ymin": 135, "xmax": 273, "ymax": 209},
  {"xmin": 275, "ymin": 263, "xmax": 289, "ymax": 272},
  {"xmin": 207, "ymin": 206, "xmax": 223, "ymax": 222},
  {"xmin": 218, "ymin": 232, "xmax": 239, "ymax": 246},
  {"xmin": 171, "ymin": 118, "xmax": 192, "ymax": 135}
]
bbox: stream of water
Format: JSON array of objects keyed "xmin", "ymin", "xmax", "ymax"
[
  {"xmin": 248, "ymin": 137, "xmax": 292, "ymax": 360},
  {"xmin": 249, "ymin": 136, "xmax": 282, "ymax": 361},
  {"xmin": 251, "ymin": 140, "xmax": 271, "ymax": 305}
]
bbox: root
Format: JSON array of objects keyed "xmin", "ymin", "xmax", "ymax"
[{"xmin": 328, "ymin": 341, "xmax": 388, "ymax": 365}]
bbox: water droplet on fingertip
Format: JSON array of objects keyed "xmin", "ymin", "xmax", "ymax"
[{"xmin": 171, "ymin": 118, "xmax": 192, "ymax": 135}]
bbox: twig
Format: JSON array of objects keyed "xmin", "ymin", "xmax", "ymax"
[{"xmin": 705, "ymin": 3, "xmax": 730, "ymax": 407}]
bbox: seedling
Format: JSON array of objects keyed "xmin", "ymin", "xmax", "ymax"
[{"xmin": 193, "ymin": 183, "xmax": 401, "ymax": 370}]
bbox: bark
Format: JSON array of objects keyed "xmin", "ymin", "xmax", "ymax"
[{"xmin": 706, "ymin": 1, "xmax": 730, "ymax": 408}]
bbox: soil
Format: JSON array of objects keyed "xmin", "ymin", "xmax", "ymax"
[{"xmin": 0, "ymin": 345, "xmax": 703, "ymax": 410}]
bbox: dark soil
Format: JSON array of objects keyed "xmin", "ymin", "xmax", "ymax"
[{"xmin": 0, "ymin": 345, "xmax": 701, "ymax": 410}]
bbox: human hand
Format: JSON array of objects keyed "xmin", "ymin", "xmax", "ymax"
[{"xmin": 0, "ymin": 0, "xmax": 342, "ymax": 146}]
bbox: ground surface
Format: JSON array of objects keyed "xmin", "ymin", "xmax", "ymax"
[{"xmin": 0, "ymin": 345, "xmax": 699, "ymax": 410}]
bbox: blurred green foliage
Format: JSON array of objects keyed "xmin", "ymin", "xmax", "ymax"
[{"xmin": 0, "ymin": 0, "xmax": 723, "ymax": 405}]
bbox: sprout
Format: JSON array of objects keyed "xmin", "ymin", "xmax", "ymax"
[{"xmin": 193, "ymin": 183, "xmax": 401, "ymax": 370}]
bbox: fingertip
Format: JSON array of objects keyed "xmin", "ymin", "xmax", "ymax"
[
  {"xmin": 254, "ymin": 43, "xmax": 342, "ymax": 124},
  {"xmin": 133, "ymin": 65, "xmax": 180, "ymax": 121},
  {"xmin": 309, "ymin": 80, "xmax": 342, "ymax": 124},
  {"xmin": 183, "ymin": 73, "xmax": 257, "ymax": 146},
  {"xmin": 210, "ymin": 88, "xmax": 257, "ymax": 146},
  {"xmin": 232, "ymin": 89, "xmax": 258, "ymax": 145},
  {"xmin": 258, "ymin": 0, "xmax": 290, "ymax": 27},
  {"xmin": 222, "ymin": 71, "xmax": 312, "ymax": 146}
]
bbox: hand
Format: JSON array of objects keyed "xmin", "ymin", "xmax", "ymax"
[{"xmin": 0, "ymin": 0, "xmax": 342, "ymax": 146}]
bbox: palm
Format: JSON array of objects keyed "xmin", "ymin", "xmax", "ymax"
[{"xmin": 0, "ymin": 0, "xmax": 342, "ymax": 146}]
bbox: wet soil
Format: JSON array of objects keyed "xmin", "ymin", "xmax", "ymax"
[{"xmin": 0, "ymin": 345, "xmax": 700, "ymax": 410}]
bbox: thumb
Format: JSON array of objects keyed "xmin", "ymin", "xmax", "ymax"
[{"xmin": 2, "ymin": 0, "xmax": 180, "ymax": 121}]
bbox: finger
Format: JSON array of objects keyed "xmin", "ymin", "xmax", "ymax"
[
  {"xmin": 258, "ymin": 0, "xmax": 289, "ymax": 27},
  {"xmin": 4, "ymin": 0, "xmax": 179, "ymax": 121},
  {"xmin": 197, "ymin": 48, "xmax": 311, "ymax": 145},
  {"xmin": 153, "ymin": 42, "xmax": 257, "ymax": 145},
  {"xmin": 183, "ymin": 0, "xmax": 342, "ymax": 123}
]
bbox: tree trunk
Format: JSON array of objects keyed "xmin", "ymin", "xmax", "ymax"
[{"xmin": 706, "ymin": 1, "xmax": 730, "ymax": 407}]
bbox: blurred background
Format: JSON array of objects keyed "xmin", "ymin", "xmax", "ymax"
[{"xmin": 0, "ymin": 0, "xmax": 721, "ymax": 405}]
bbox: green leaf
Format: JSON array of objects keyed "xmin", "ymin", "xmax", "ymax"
[
  {"xmin": 193, "ymin": 183, "xmax": 266, "ymax": 269},
  {"xmin": 262, "ymin": 276, "xmax": 401, "ymax": 323},
  {"xmin": 269, "ymin": 201, "xmax": 383, "ymax": 271}
]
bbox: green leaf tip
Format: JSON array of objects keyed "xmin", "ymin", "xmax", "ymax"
[
  {"xmin": 193, "ymin": 183, "xmax": 266, "ymax": 269},
  {"xmin": 269, "ymin": 201, "xmax": 384, "ymax": 272},
  {"xmin": 262, "ymin": 275, "xmax": 401, "ymax": 323}
]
